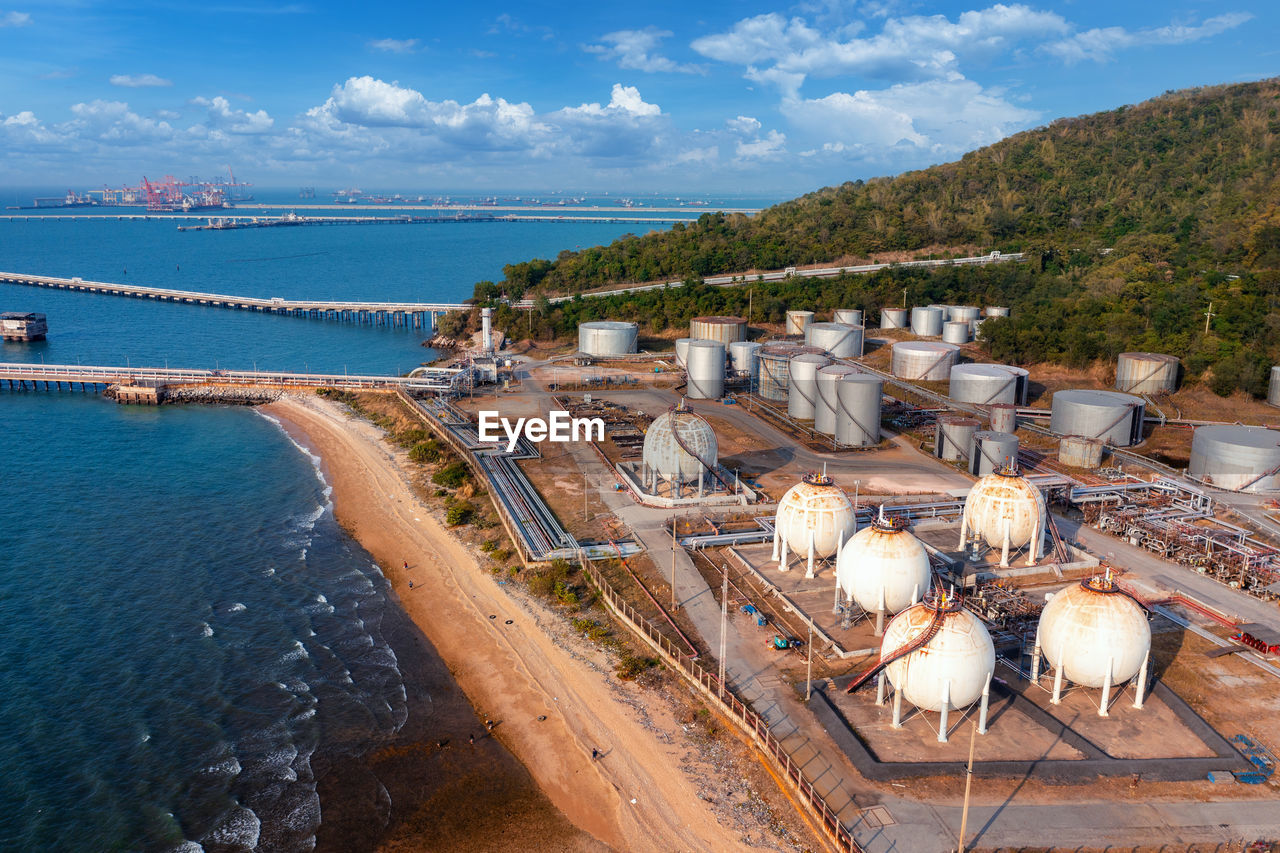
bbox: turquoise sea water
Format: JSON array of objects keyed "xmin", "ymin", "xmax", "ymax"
[{"xmin": 0, "ymin": 202, "xmax": 680, "ymax": 851}]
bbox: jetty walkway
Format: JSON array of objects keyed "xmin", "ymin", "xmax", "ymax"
[{"xmin": 0, "ymin": 271, "xmax": 466, "ymax": 327}]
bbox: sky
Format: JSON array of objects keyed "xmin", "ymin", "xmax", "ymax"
[{"xmin": 0, "ymin": 1, "xmax": 1275, "ymax": 195}]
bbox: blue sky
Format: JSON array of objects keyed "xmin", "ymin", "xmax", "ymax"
[{"xmin": 0, "ymin": 1, "xmax": 1274, "ymax": 194}]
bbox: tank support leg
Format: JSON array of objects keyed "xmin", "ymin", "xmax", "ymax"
[
  {"xmin": 891, "ymin": 682, "xmax": 903, "ymax": 729},
  {"xmin": 1051, "ymin": 656, "xmax": 1064, "ymax": 705},
  {"xmin": 911, "ymin": 583, "xmax": 920, "ymax": 606},
  {"xmin": 874, "ymin": 586, "xmax": 886, "ymax": 637},
  {"xmin": 779, "ymin": 538, "xmax": 789, "ymax": 571},
  {"xmin": 1099, "ymin": 656, "xmax": 1114, "ymax": 717},
  {"xmin": 938, "ymin": 681, "xmax": 951, "ymax": 743},
  {"xmin": 771, "ymin": 529, "xmax": 780, "ymax": 563},
  {"xmin": 978, "ymin": 671, "xmax": 992, "ymax": 735},
  {"xmin": 1027, "ymin": 519, "xmax": 1042, "ymax": 566},
  {"xmin": 1132, "ymin": 650, "xmax": 1150, "ymax": 710},
  {"xmin": 805, "ymin": 530, "xmax": 815, "ymax": 579},
  {"xmin": 1000, "ymin": 518, "xmax": 1012, "ymax": 568},
  {"xmin": 957, "ymin": 514, "xmax": 967, "ymax": 550},
  {"xmin": 1031, "ymin": 638, "xmax": 1042, "ymax": 684},
  {"xmin": 875, "ymin": 672, "xmax": 886, "ymax": 707}
]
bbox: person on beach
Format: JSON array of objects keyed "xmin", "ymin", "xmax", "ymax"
[
  {"xmin": 403, "ymin": 560, "xmax": 409, "ymax": 570},
  {"xmin": 469, "ymin": 733, "xmax": 475, "ymax": 745},
  {"xmin": 591, "ymin": 748, "xmax": 599, "ymax": 760}
]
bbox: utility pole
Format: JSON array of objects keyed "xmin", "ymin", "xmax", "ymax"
[
  {"xmin": 719, "ymin": 561, "xmax": 728, "ymax": 699},
  {"xmin": 583, "ymin": 484, "xmax": 589, "ymax": 522},
  {"xmin": 747, "ymin": 287, "xmax": 753, "ymax": 326},
  {"xmin": 671, "ymin": 520, "xmax": 678, "ymax": 611},
  {"xmin": 902, "ymin": 288, "xmax": 908, "ymax": 308},
  {"xmin": 805, "ymin": 617, "xmax": 814, "ymax": 701},
  {"xmin": 958, "ymin": 720, "xmax": 977, "ymax": 853},
  {"xmin": 1204, "ymin": 301, "xmax": 1216, "ymax": 335}
]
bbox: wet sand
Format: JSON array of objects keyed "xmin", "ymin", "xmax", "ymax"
[{"xmin": 265, "ymin": 394, "xmax": 754, "ymax": 852}]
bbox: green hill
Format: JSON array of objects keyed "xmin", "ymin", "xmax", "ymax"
[{"xmin": 472, "ymin": 79, "xmax": 1280, "ymax": 398}]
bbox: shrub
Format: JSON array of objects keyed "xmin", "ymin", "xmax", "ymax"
[
  {"xmin": 445, "ymin": 501, "xmax": 474, "ymax": 526},
  {"xmin": 432, "ymin": 461, "xmax": 469, "ymax": 489},
  {"xmin": 479, "ymin": 539, "xmax": 498, "ymax": 553},
  {"xmin": 409, "ymin": 439, "xmax": 442, "ymax": 464},
  {"xmin": 616, "ymin": 651, "xmax": 659, "ymax": 681}
]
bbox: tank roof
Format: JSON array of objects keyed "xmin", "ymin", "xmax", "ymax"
[
  {"xmin": 580, "ymin": 320, "xmax": 637, "ymax": 330},
  {"xmin": 951, "ymin": 363, "xmax": 1029, "ymax": 378},
  {"xmin": 693, "ymin": 315, "xmax": 746, "ymax": 324},
  {"xmin": 893, "ymin": 340, "xmax": 959, "ymax": 354},
  {"xmin": 1052, "ymin": 388, "xmax": 1143, "ymax": 407},
  {"xmin": 1194, "ymin": 424, "xmax": 1280, "ymax": 450},
  {"xmin": 1118, "ymin": 352, "xmax": 1179, "ymax": 362}
]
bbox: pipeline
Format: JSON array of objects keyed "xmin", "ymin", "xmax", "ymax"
[{"xmin": 845, "ymin": 579, "xmax": 948, "ymax": 694}]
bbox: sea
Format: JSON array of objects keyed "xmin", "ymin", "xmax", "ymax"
[{"xmin": 0, "ymin": 187, "xmax": 779, "ymax": 851}]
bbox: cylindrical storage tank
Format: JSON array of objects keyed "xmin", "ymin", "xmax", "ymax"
[
  {"xmin": 728, "ymin": 340, "xmax": 762, "ymax": 377},
  {"xmin": 935, "ymin": 416, "xmax": 980, "ymax": 462},
  {"xmin": 685, "ymin": 340, "xmax": 726, "ymax": 400},
  {"xmin": 891, "ymin": 341, "xmax": 959, "ymax": 381},
  {"xmin": 1036, "ymin": 576, "xmax": 1151, "ymax": 689},
  {"xmin": 1058, "ymin": 436, "xmax": 1105, "ymax": 469},
  {"xmin": 910, "ymin": 306, "xmax": 944, "ymax": 337},
  {"xmin": 949, "ymin": 363, "xmax": 1029, "ymax": 406},
  {"xmin": 787, "ymin": 353, "xmax": 831, "ymax": 420},
  {"xmin": 950, "ymin": 306, "xmax": 981, "ymax": 323},
  {"xmin": 1050, "ymin": 390, "xmax": 1145, "ymax": 447},
  {"xmin": 882, "ymin": 597, "xmax": 995, "ymax": 713},
  {"xmin": 836, "ymin": 376, "xmax": 882, "ymax": 447},
  {"xmin": 578, "ymin": 321, "xmax": 639, "ymax": 356},
  {"xmin": 969, "ymin": 430, "xmax": 1019, "ymax": 477},
  {"xmin": 1115, "ymin": 352, "xmax": 1179, "ymax": 394},
  {"xmin": 806, "ymin": 322, "xmax": 864, "ymax": 358},
  {"xmin": 989, "ymin": 403, "xmax": 1019, "ymax": 434},
  {"xmin": 690, "ymin": 315, "xmax": 746, "ymax": 345},
  {"xmin": 961, "ymin": 468, "xmax": 1046, "ymax": 559},
  {"xmin": 815, "ymin": 364, "xmax": 859, "ymax": 435},
  {"xmin": 774, "ymin": 473, "xmax": 855, "ymax": 562},
  {"xmin": 1188, "ymin": 425, "xmax": 1280, "ymax": 492},
  {"xmin": 642, "ymin": 406, "xmax": 717, "ymax": 486},
  {"xmin": 757, "ymin": 343, "xmax": 806, "ymax": 402},
  {"xmin": 785, "ymin": 310, "xmax": 814, "ymax": 336},
  {"xmin": 833, "ymin": 309, "xmax": 863, "ymax": 327},
  {"xmin": 880, "ymin": 308, "xmax": 908, "ymax": 329},
  {"xmin": 942, "ymin": 321, "xmax": 970, "ymax": 344},
  {"xmin": 984, "ymin": 306, "xmax": 1010, "ymax": 318},
  {"xmin": 674, "ymin": 337, "xmax": 693, "ymax": 369},
  {"xmin": 836, "ymin": 515, "xmax": 931, "ymax": 615},
  {"xmin": 1269, "ymin": 366, "xmax": 1280, "ymax": 408}
]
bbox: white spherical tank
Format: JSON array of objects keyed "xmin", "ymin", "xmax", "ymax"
[
  {"xmin": 837, "ymin": 514, "xmax": 931, "ymax": 614},
  {"xmin": 773, "ymin": 473, "xmax": 855, "ymax": 564},
  {"xmin": 1036, "ymin": 576, "xmax": 1151, "ymax": 689},
  {"xmin": 882, "ymin": 597, "xmax": 995, "ymax": 712},
  {"xmin": 642, "ymin": 406, "xmax": 717, "ymax": 485},
  {"xmin": 960, "ymin": 467, "xmax": 1046, "ymax": 566}
]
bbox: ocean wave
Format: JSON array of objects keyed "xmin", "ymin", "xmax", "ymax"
[
  {"xmin": 226, "ymin": 602, "xmax": 247, "ymax": 614},
  {"xmin": 201, "ymin": 803, "xmax": 260, "ymax": 849},
  {"xmin": 200, "ymin": 622, "xmax": 214, "ymax": 638},
  {"xmin": 257, "ymin": 409, "xmax": 333, "ymax": 515},
  {"xmin": 167, "ymin": 841, "xmax": 204, "ymax": 853}
]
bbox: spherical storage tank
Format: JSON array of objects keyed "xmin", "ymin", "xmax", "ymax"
[
  {"xmin": 806, "ymin": 322, "xmax": 864, "ymax": 358},
  {"xmin": 880, "ymin": 308, "xmax": 908, "ymax": 329},
  {"xmin": 910, "ymin": 306, "xmax": 944, "ymax": 337},
  {"xmin": 728, "ymin": 340, "xmax": 762, "ymax": 377},
  {"xmin": 772, "ymin": 474, "xmax": 856, "ymax": 572},
  {"xmin": 891, "ymin": 341, "xmax": 959, "ymax": 381},
  {"xmin": 1036, "ymin": 575, "xmax": 1150, "ymax": 690},
  {"xmin": 833, "ymin": 309, "xmax": 863, "ymax": 327},
  {"xmin": 815, "ymin": 364, "xmax": 859, "ymax": 435},
  {"xmin": 882, "ymin": 596, "xmax": 995, "ymax": 714},
  {"xmin": 941, "ymin": 321, "xmax": 970, "ymax": 344},
  {"xmin": 787, "ymin": 353, "xmax": 831, "ymax": 420},
  {"xmin": 674, "ymin": 337, "xmax": 693, "ymax": 368},
  {"xmin": 642, "ymin": 405, "xmax": 717, "ymax": 489},
  {"xmin": 685, "ymin": 340, "xmax": 726, "ymax": 400},
  {"xmin": 836, "ymin": 375, "xmax": 882, "ymax": 447},
  {"xmin": 960, "ymin": 467, "xmax": 1045, "ymax": 566},
  {"xmin": 785, "ymin": 310, "xmax": 814, "ymax": 336},
  {"xmin": 935, "ymin": 416, "xmax": 980, "ymax": 462},
  {"xmin": 950, "ymin": 363, "xmax": 1029, "ymax": 405},
  {"xmin": 969, "ymin": 430, "xmax": 1018, "ymax": 477},
  {"xmin": 1115, "ymin": 352, "xmax": 1179, "ymax": 395},
  {"xmin": 690, "ymin": 315, "xmax": 746, "ymax": 344},
  {"xmin": 837, "ymin": 513, "xmax": 931, "ymax": 615},
  {"xmin": 1189, "ymin": 425, "xmax": 1280, "ymax": 492},
  {"xmin": 1050, "ymin": 390, "xmax": 1145, "ymax": 447},
  {"xmin": 578, "ymin": 321, "xmax": 638, "ymax": 356}
]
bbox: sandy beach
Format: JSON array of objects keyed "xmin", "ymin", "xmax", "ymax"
[{"xmin": 264, "ymin": 393, "xmax": 778, "ymax": 852}]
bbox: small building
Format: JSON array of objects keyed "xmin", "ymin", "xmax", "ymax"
[{"xmin": 1, "ymin": 312, "xmax": 48, "ymax": 341}]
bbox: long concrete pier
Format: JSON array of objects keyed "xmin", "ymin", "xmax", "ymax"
[
  {"xmin": 0, "ymin": 271, "xmax": 466, "ymax": 327},
  {"xmin": 0, "ymin": 362, "xmax": 462, "ymax": 394}
]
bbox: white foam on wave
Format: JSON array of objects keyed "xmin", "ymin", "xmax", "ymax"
[
  {"xmin": 202, "ymin": 803, "xmax": 260, "ymax": 848},
  {"xmin": 200, "ymin": 622, "xmax": 214, "ymax": 638},
  {"xmin": 256, "ymin": 409, "xmax": 333, "ymax": 515},
  {"xmin": 226, "ymin": 602, "xmax": 247, "ymax": 614},
  {"xmin": 167, "ymin": 841, "xmax": 204, "ymax": 853}
]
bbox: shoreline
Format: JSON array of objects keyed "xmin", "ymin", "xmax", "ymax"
[{"xmin": 263, "ymin": 393, "xmax": 759, "ymax": 852}]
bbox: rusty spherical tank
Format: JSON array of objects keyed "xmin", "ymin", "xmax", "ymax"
[
  {"xmin": 774, "ymin": 473, "xmax": 855, "ymax": 559},
  {"xmin": 961, "ymin": 468, "xmax": 1045, "ymax": 550},
  {"xmin": 642, "ymin": 407, "xmax": 717, "ymax": 483},
  {"xmin": 836, "ymin": 515, "xmax": 931, "ymax": 614},
  {"xmin": 1036, "ymin": 576, "xmax": 1150, "ymax": 688},
  {"xmin": 882, "ymin": 597, "xmax": 995, "ymax": 712}
]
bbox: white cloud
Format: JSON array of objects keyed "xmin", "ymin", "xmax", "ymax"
[
  {"xmin": 109, "ymin": 73, "xmax": 173, "ymax": 88},
  {"xmin": 725, "ymin": 115, "xmax": 761, "ymax": 135},
  {"xmin": 1043, "ymin": 13, "xmax": 1252, "ymax": 63},
  {"xmin": 583, "ymin": 27, "xmax": 706, "ymax": 74},
  {"xmin": 1, "ymin": 10, "xmax": 31, "ymax": 26},
  {"xmin": 736, "ymin": 129, "xmax": 787, "ymax": 159},
  {"xmin": 368, "ymin": 37, "xmax": 419, "ymax": 53},
  {"xmin": 194, "ymin": 96, "xmax": 274, "ymax": 134}
]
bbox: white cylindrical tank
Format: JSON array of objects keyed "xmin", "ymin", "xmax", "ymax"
[
  {"xmin": 1050, "ymin": 390, "xmax": 1145, "ymax": 447},
  {"xmin": 642, "ymin": 405, "xmax": 718, "ymax": 488},
  {"xmin": 815, "ymin": 364, "xmax": 859, "ymax": 435},
  {"xmin": 891, "ymin": 341, "xmax": 959, "ymax": 380},
  {"xmin": 685, "ymin": 340, "xmax": 726, "ymax": 400},
  {"xmin": 806, "ymin": 322, "xmax": 864, "ymax": 358},
  {"xmin": 772, "ymin": 474, "xmax": 856, "ymax": 573},
  {"xmin": 836, "ymin": 375, "xmax": 882, "ymax": 447},
  {"xmin": 691, "ymin": 315, "xmax": 747, "ymax": 344},
  {"xmin": 910, "ymin": 306, "xmax": 944, "ymax": 337},
  {"xmin": 787, "ymin": 353, "xmax": 831, "ymax": 420},
  {"xmin": 833, "ymin": 309, "xmax": 863, "ymax": 327},
  {"xmin": 949, "ymin": 363, "xmax": 1029, "ymax": 405},
  {"xmin": 882, "ymin": 596, "xmax": 995, "ymax": 713},
  {"xmin": 984, "ymin": 306, "xmax": 1010, "ymax": 318},
  {"xmin": 674, "ymin": 337, "xmax": 693, "ymax": 368},
  {"xmin": 1188, "ymin": 424, "xmax": 1280, "ymax": 492},
  {"xmin": 949, "ymin": 306, "xmax": 981, "ymax": 323},
  {"xmin": 935, "ymin": 416, "xmax": 980, "ymax": 462},
  {"xmin": 880, "ymin": 308, "xmax": 908, "ymax": 329},
  {"xmin": 1269, "ymin": 366, "xmax": 1280, "ymax": 408},
  {"xmin": 786, "ymin": 310, "xmax": 814, "ymax": 336},
  {"xmin": 837, "ymin": 514, "xmax": 931, "ymax": 615},
  {"xmin": 960, "ymin": 467, "xmax": 1045, "ymax": 567},
  {"xmin": 1115, "ymin": 352, "xmax": 1179, "ymax": 394},
  {"xmin": 1036, "ymin": 576, "xmax": 1151, "ymax": 689},
  {"xmin": 988, "ymin": 403, "xmax": 1019, "ymax": 434},
  {"xmin": 728, "ymin": 340, "xmax": 762, "ymax": 377},
  {"xmin": 1058, "ymin": 436, "xmax": 1105, "ymax": 469},
  {"xmin": 969, "ymin": 430, "xmax": 1018, "ymax": 477},
  {"xmin": 942, "ymin": 321, "xmax": 970, "ymax": 344},
  {"xmin": 578, "ymin": 321, "xmax": 639, "ymax": 356}
]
